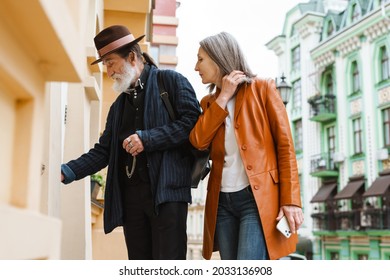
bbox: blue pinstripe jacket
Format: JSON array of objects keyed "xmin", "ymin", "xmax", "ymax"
[{"xmin": 62, "ymin": 65, "xmax": 201, "ymax": 233}]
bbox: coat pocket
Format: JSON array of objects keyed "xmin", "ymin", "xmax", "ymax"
[{"xmin": 269, "ymin": 169, "xmax": 279, "ymax": 184}]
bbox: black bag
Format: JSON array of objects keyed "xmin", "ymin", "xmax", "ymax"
[{"xmin": 158, "ymin": 72, "xmax": 210, "ymax": 188}]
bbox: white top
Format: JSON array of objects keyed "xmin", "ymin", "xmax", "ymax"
[{"xmin": 220, "ymin": 97, "xmax": 250, "ymax": 193}]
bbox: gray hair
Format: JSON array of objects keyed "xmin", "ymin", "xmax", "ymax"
[
  {"xmin": 116, "ymin": 43, "xmax": 158, "ymax": 68},
  {"xmin": 199, "ymin": 32, "xmax": 255, "ymax": 93}
]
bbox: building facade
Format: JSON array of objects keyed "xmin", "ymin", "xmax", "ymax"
[
  {"xmin": 267, "ymin": 0, "xmax": 390, "ymax": 259},
  {"xmin": 151, "ymin": 0, "xmax": 179, "ymax": 68},
  {"xmin": 0, "ymin": 0, "xmax": 155, "ymax": 260}
]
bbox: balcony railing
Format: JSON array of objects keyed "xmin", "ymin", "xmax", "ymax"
[
  {"xmin": 310, "ymin": 153, "xmax": 338, "ymax": 177},
  {"xmin": 308, "ymin": 94, "xmax": 336, "ymax": 123},
  {"xmin": 334, "ymin": 210, "xmax": 361, "ymax": 230},
  {"xmin": 360, "ymin": 208, "xmax": 390, "ymax": 230},
  {"xmin": 311, "ymin": 210, "xmax": 337, "ymax": 231},
  {"xmin": 312, "ymin": 207, "xmax": 390, "ymax": 231}
]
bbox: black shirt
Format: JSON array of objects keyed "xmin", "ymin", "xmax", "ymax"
[{"xmin": 118, "ymin": 64, "xmax": 151, "ymax": 186}]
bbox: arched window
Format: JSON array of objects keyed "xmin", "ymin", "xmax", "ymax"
[
  {"xmin": 351, "ymin": 61, "xmax": 360, "ymax": 93},
  {"xmin": 327, "ymin": 20, "xmax": 334, "ymax": 37},
  {"xmin": 351, "ymin": 3, "xmax": 361, "ymax": 23}
]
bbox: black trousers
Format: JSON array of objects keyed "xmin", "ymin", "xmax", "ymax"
[{"xmin": 121, "ymin": 181, "xmax": 188, "ymax": 260}]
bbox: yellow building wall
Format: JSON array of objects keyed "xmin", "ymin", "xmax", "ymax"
[
  {"xmin": 0, "ymin": 0, "xmax": 89, "ymax": 259},
  {"xmin": 0, "ymin": 0, "xmax": 153, "ymax": 260}
]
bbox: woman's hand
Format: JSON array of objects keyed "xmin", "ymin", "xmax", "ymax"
[
  {"xmin": 276, "ymin": 205, "xmax": 304, "ymax": 234},
  {"xmin": 216, "ymin": 70, "xmax": 247, "ymax": 109}
]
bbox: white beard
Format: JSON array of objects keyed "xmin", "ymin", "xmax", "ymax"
[{"xmin": 112, "ymin": 62, "xmax": 137, "ymax": 93}]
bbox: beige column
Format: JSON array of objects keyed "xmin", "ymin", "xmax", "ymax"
[
  {"xmin": 41, "ymin": 82, "xmax": 66, "ymax": 218},
  {"xmin": 61, "ymin": 83, "xmax": 92, "ymax": 260}
]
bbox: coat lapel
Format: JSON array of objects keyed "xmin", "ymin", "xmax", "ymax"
[{"xmin": 234, "ymin": 83, "xmax": 247, "ymax": 121}]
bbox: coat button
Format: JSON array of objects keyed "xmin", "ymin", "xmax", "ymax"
[
  {"xmin": 254, "ymin": 185, "xmax": 259, "ymax": 190},
  {"xmin": 247, "ymin": 165, "xmax": 252, "ymax": 170},
  {"xmin": 235, "ymin": 124, "xmax": 240, "ymax": 129},
  {"xmin": 241, "ymin": 145, "xmax": 247, "ymax": 150}
]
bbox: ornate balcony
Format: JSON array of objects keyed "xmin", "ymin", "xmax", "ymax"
[
  {"xmin": 310, "ymin": 153, "xmax": 339, "ymax": 178},
  {"xmin": 308, "ymin": 94, "xmax": 336, "ymax": 123},
  {"xmin": 360, "ymin": 208, "xmax": 390, "ymax": 230},
  {"xmin": 334, "ymin": 210, "xmax": 362, "ymax": 230}
]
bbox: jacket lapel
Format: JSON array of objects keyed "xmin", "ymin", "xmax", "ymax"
[{"xmin": 234, "ymin": 83, "xmax": 246, "ymax": 121}]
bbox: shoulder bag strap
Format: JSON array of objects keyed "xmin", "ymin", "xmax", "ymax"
[{"xmin": 158, "ymin": 71, "xmax": 176, "ymax": 121}]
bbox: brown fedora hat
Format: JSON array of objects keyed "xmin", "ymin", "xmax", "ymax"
[{"xmin": 91, "ymin": 25, "xmax": 145, "ymax": 65}]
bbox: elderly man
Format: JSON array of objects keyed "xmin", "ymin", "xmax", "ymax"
[{"xmin": 61, "ymin": 25, "xmax": 200, "ymax": 260}]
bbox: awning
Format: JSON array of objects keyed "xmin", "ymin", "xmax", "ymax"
[
  {"xmin": 363, "ymin": 175, "xmax": 390, "ymax": 197},
  {"xmin": 310, "ymin": 183, "xmax": 337, "ymax": 203},
  {"xmin": 334, "ymin": 180, "xmax": 364, "ymax": 200}
]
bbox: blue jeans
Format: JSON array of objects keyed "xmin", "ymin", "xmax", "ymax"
[{"xmin": 215, "ymin": 186, "xmax": 269, "ymax": 260}]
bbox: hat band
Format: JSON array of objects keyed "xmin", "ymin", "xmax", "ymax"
[{"xmin": 97, "ymin": 34, "xmax": 136, "ymax": 58}]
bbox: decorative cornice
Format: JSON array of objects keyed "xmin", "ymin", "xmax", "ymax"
[
  {"xmin": 314, "ymin": 50, "xmax": 335, "ymax": 69},
  {"xmin": 297, "ymin": 20, "xmax": 323, "ymax": 39},
  {"xmin": 363, "ymin": 18, "xmax": 390, "ymax": 42},
  {"xmin": 265, "ymin": 35, "xmax": 286, "ymax": 56},
  {"xmin": 311, "ymin": 5, "xmax": 390, "ymax": 66},
  {"xmin": 336, "ymin": 36, "xmax": 361, "ymax": 57}
]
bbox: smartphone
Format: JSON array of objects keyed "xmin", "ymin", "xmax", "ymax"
[{"xmin": 276, "ymin": 216, "xmax": 292, "ymax": 238}]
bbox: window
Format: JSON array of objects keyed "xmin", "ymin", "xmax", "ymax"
[
  {"xmin": 292, "ymin": 46, "xmax": 300, "ymax": 72},
  {"xmin": 330, "ymin": 252, "xmax": 339, "ymax": 260},
  {"xmin": 327, "ymin": 20, "xmax": 334, "ymax": 37},
  {"xmin": 357, "ymin": 254, "xmax": 369, "ymax": 260},
  {"xmin": 326, "ymin": 73, "xmax": 334, "ymax": 96},
  {"xmin": 383, "ymin": 108, "xmax": 390, "ymax": 147},
  {"xmin": 380, "ymin": 46, "xmax": 389, "ymax": 81},
  {"xmin": 353, "ymin": 118, "xmax": 363, "ymax": 154},
  {"xmin": 351, "ymin": 3, "xmax": 361, "ymax": 23},
  {"xmin": 292, "ymin": 79, "xmax": 302, "ymax": 109},
  {"xmin": 327, "ymin": 126, "xmax": 336, "ymax": 169},
  {"xmin": 328, "ymin": 126, "xmax": 336, "ymax": 153},
  {"xmin": 351, "ymin": 61, "xmax": 360, "ymax": 93},
  {"xmin": 294, "ymin": 119, "xmax": 303, "ymax": 151}
]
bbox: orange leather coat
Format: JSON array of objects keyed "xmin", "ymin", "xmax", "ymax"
[{"xmin": 189, "ymin": 78, "xmax": 302, "ymax": 260}]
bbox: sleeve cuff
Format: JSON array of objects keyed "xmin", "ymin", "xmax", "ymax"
[
  {"xmin": 61, "ymin": 164, "xmax": 76, "ymax": 184},
  {"xmin": 135, "ymin": 130, "xmax": 143, "ymax": 140}
]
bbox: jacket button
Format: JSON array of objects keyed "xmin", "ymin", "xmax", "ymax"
[
  {"xmin": 235, "ymin": 124, "xmax": 240, "ymax": 129},
  {"xmin": 254, "ymin": 185, "xmax": 259, "ymax": 190},
  {"xmin": 247, "ymin": 165, "xmax": 252, "ymax": 170},
  {"xmin": 241, "ymin": 145, "xmax": 247, "ymax": 150}
]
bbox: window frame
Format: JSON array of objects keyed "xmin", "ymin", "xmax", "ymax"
[
  {"xmin": 352, "ymin": 117, "xmax": 363, "ymax": 155},
  {"xmin": 351, "ymin": 61, "xmax": 361, "ymax": 94},
  {"xmin": 380, "ymin": 46, "xmax": 389, "ymax": 82},
  {"xmin": 291, "ymin": 45, "xmax": 301, "ymax": 72}
]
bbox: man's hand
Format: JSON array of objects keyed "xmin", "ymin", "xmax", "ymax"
[{"xmin": 123, "ymin": 133, "xmax": 144, "ymax": 156}]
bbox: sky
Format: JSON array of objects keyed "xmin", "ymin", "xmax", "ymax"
[{"xmin": 176, "ymin": 0, "xmax": 305, "ymax": 99}]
